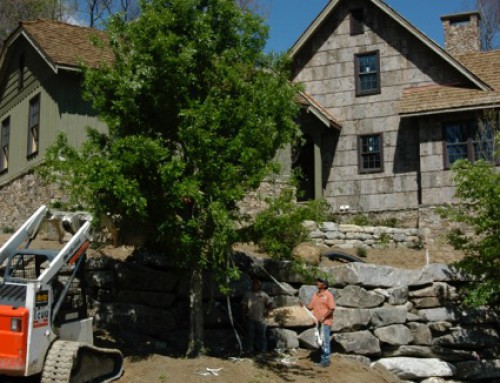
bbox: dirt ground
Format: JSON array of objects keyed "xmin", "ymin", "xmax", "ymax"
[
  {"xmin": 115, "ymin": 350, "xmax": 403, "ymax": 383},
  {"xmin": 0, "ymin": 235, "xmax": 465, "ymax": 383}
]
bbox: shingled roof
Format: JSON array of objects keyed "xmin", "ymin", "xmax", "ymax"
[
  {"xmin": 1, "ymin": 19, "xmax": 113, "ymax": 73},
  {"xmin": 400, "ymin": 50, "xmax": 500, "ymax": 116}
]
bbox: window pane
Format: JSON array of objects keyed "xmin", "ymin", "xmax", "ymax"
[
  {"xmin": 360, "ymin": 73, "xmax": 378, "ymax": 91},
  {"xmin": 445, "ymin": 123, "xmax": 468, "ymax": 144},
  {"xmin": 360, "ymin": 135, "xmax": 382, "ymax": 171},
  {"xmin": 447, "ymin": 143, "xmax": 468, "ymax": 164},
  {"xmin": 358, "ymin": 54, "xmax": 377, "ymax": 73}
]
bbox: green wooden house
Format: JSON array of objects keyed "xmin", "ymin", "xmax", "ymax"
[{"xmin": 0, "ymin": 20, "xmax": 111, "ymax": 185}]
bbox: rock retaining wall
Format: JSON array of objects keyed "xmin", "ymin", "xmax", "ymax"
[
  {"xmin": 86, "ymin": 249, "xmax": 499, "ymax": 382},
  {"xmin": 306, "ymin": 221, "xmax": 424, "ymax": 249}
]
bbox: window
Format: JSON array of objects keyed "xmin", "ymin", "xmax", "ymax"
[
  {"xmin": 350, "ymin": 9, "xmax": 364, "ymax": 35},
  {"xmin": 27, "ymin": 95, "xmax": 40, "ymax": 158},
  {"xmin": 355, "ymin": 51, "xmax": 380, "ymax": 96},
  {"xmin": 444, "ymin": 120, "xmax": 495, "ymax": 167},
  {"xmin": 18, "ymin": 53, "xmax": 25, "ymax": 89},
  {"xmin": 1, "ymin": 117, "xmax": 9, "ymax": 174},
  {"xmin": 358, "ymin": 134, "xmax": 383, "ymax": 173}
]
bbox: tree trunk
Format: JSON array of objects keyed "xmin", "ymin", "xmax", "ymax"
[{"xmin": 186, "ymin": 263, "xmax": 205, "ymax": 357}]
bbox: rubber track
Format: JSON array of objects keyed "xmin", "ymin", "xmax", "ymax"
[{"xmin": 41, "ymin": 340, "xmax": 123, "ymax": 383}]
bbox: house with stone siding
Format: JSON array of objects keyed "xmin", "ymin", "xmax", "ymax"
[{"xmin": 291, "ymin": 0, "xmax": 499, "ymax": 221}]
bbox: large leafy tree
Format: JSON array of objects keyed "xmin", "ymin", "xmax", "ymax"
[
  {"xmin": 442, "ymin": 131, "xmax": 499, "ymax": 305},
  {"xmin": 43, "ymin": 0, "xmax": 299, "ymax": 356}
]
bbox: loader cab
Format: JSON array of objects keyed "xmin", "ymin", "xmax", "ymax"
[{"xmin": 3, "ymin": 249, "xmax": 57, "ymax": 282}]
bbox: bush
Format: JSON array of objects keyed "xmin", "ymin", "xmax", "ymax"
[
  {"xmin": 356, "ymin": 247, "xmax": 367, "ymax": 258},
  {"xmin": 249, "ymin": 189, "xmax": 328, "ymax": 259}
]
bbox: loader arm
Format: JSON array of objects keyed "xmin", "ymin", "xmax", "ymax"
[{"xmin": 0, "ymin": 205, "xmax": 48, "ymax": 267}]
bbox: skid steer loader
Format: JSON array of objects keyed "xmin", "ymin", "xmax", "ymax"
[{"xmin": 0, "ymin": 206, "xmax": 123, "ymax": 382}]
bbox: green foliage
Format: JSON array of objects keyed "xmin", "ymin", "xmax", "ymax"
[
  {"xmin": 377, "ymin": 217, "xmax": 399, "ymax": 228},
  {"xmin": 356, "ymin": 246, "xmax": 367, "ymax": 258},
  {"xmin": 379, "ymin": 232, "xmax": 391, "ymax": 248},
  {"xmin": 350, "ymin": 214, "xmax": 370, "ymax": 226},
  {"xmin": 41, "ymin": 0, "xmax": 300, "ymax": 355},
  {"xmin": 250, "ymin": 189, "xmax": 328, "ymax": 259},
  {"xmin": 441, "ymin": 158, "xmax": 500, "ymax": 305}
]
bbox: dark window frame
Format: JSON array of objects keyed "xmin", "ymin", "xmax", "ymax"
[
  {"xmin": 443, "ymin": 119, "xmax": 497, "ymax": 168},
  {"xmin": 358, "ymin": 133, "xmax": 384, "ymax": 174},
  {"xmin": 0, "ymin": 116, "xmax": 10, "ymax": 174},
  {"xmin": 350, "ymin": 8, "xmax": 365, "ymax": 35},
  {"xmin": 355, "ymin": 50, "xmax": 381, "ymax": 96},
  {"xmin": 27, "ymin": 94, "xmax": 40, "ymax": 159}
]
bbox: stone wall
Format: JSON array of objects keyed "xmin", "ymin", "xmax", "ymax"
[
  {"xmin": 306, "ymin": 221, "xmax": 423, "ymax": 249},
  {"xmin": 86, "ymin": 249, "xmax": 499, "ymax": 382}
]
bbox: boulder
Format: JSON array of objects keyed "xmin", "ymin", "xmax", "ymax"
[
  {"xmin": 88, "ymin": 270, "xmax": 115, "ymax": 289},
  {"xmin": 272, "ymin": 295, "xmax": 300, "ymax": 308},
  {"xmin": 409, "ymin": 282, "xmax": 457, "ymax": 300},
  {"xmin": 332, "ymin": 307, "xmax": 372, "ymax": 332},
  {"xmin": 370, "ymin": 306, "xmax": 408, "ymax": 328},
  {"xmin": 460, "ymin": 307, "xmax": 499, "ymax": 325},
  {"xmin": 327, "ymin": 263, "xmax": 432, "ymax": 288},
  {"xmin": 382, "ymin": 345, "xmax": 479, "ymax": 362},
  {"xmin": 422, "ymin": 263, "xmax": 470, "ymax": 282},
  {"xmin": 332, "ymin": 331, "xmax": 381, "ymax": 356},
  {"xmin": 336, "ymin": 285, "xmax": 385, "ymax": 309},
  {"xmin": 418, "ymin": 308, "xmax": 457, "ymax": 323},
  {"xmin": 434, "ymin": 328, "xmax": 499, "ymax": 349},
  {"xmin": 454, "ymin": 359, "xmax": 500, "ymax": 380},
  {"xmin": 269, "ymin": 328, "xmax": 300, "ymax": 350},
  {"xmin": 292, "ymin": 242, "xmax": 321, "ymax": 265},
  {"xmin": 407, "ymin": 322, "xmax": 433, "ymax": 345},
  {"xmin": 411, "ymin": 297, "xmax": 441, "ymax": 309},
  {"xmin": 320, "ymin": 222, "xmax": 339, "ymax": 231},
  {"xmin": 266, "ymin": 306, "xmax": 315, "ymax": 328},
  {"xmin": 372, "ymin": 357, "xmax": 455, "ymax": 380},
  {"xmin": 298, "ymin": 328, "xmax": 322, "ymax": 350},
  {"xmin": 116, "ymin": 290, "xmax": 176, "ymax": 309},
  {"xmin": 428, "ymin": 321, "xmax": 453, "ymax": 334},
  {"xmin": 114, "ymin": 263, "xmax": 180, "ymax": 292},
  {"xmin": 374, "ymin": 325, "xmax": 413, "ymax": 346},
  {"xmin": 262, "ymin": 281, "xmax": 297, "ymax": 296},
  {"xmin": 373, "ymin": 286, "xmax": 408, "ymax": 305}
]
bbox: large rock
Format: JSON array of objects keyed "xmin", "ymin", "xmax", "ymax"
[
  {"xmin": 454, "ymin": 359, "xmax": 500, "ymax": 380},
  {"xmin": 266, "ymin": 306, "xmax": 315, "ymax": 328},
  {"xmin": 372, "ymin": 357, "xmax": 455, "ymax": 379},
  {"xmin": 374, "ymin": 286, "xmax": 409, "ymax": 305},
  {"xmin": 327, "ymin": 263, "xmax": 432, "ymax": 288},
  {"xmin": 375, "ymin": 325, "xmax": 413, "ymax": 346},
  {"xmin": 336, "ymin": 285, "xmax": 385, "ymax": 308},
  {"xmin": 268, "ymin": 328, "xmax": 300, "ymax": 350},
  {"xmin": 412, "ymin": 297, "xmax": 442, "ymax": 309},
  {"xmin": 292, "ymin": 242, "xmax": 321, "ymax": 265},
  {"xmin": 422, "ymin": 263, "xmax": 469, "ymax": 282},
  {"xmin": 407, "ymin": 322, "xmax": 433, "ymax": 345},
  {"xmin": 298, "ymin": 328, "xmax": 322, "ymax": 350},
  {"xmin": 382, "ymin": 345, "xmax": 480, "ymax": 362},
  {"xmin": 428, "ymin": 321, "xmax": 453, "ymax": 334},
  {"xmin": 332, "ymin": 331, "xmax": 381, "ymax": 356},
  {"xmin": 418, "ymin": 307, "xmax": 457, "ymax": 322},
  {"xmin": 332, "ymin": 307, "xmax": 372, "ymax": 332},
  {"xmin": 116, "ymin": 290, "xmax": 176, "ymax": 309},
  {"xmin": 88, "ymin": 270, "xmax": 115, "ymax": 288},
  {"xmin": 272, "ymin": 295, "xmax": 300, "ymax": 308},
  {"xmin": 434, "ymin": 328, "xmax": 499, "ymax": 349},
  {"xmin": 262, "ymin": 281, "xmax": 297, "ymax": 296},
  {"xmin": 114, "ymin": 263, "xmax": 180, "ymax": 292},
  {"xmin": 370, "ymin": 306, "xmax": 408, "ymax": 328},
  {"xmin": 460, "ymin": 307, "xmax": 499, "ymax": 325},
  {"xmin": 409, "ymin": 282, "xmax": 457, "ymax": 300},
  {"xmin": 97, "ymin": 303, "xmax": 176, "ymax": 335}
]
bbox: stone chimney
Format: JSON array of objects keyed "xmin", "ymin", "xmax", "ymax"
[{"xmin": 441, "ymin": 11, "xmax": 481, "ymax": 56}]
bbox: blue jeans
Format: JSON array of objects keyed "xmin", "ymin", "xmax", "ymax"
[
  {"xmin": 245, "ymin": 319, "xmax": 268, "ymax": 354},
  {"xmin": 320, "ymin": 324, "xmax": 331, "ymax": 365}
]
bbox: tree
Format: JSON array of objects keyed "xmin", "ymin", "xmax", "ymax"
[
  {"xmin": 442, "ymin": 129, "xmax": 499, "ymax": 306},
  {"xmin": 0, "ymin": 0, "xmax": 73, "ymax": 44},
  {"xmin": 463, "ymin": 0, "xmax": 500, "ymax": 49},
  {"xmin": 236, "ymin": 0, "xmax": 271, "ymax": 17},
  {"xmin": 42, "ymin": 0, "xmax": 299, "ymax": 356}
]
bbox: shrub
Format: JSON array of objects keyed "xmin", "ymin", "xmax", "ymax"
[
  {"xmin": 249, "ymin": 189, "xmax": 328, "ymax": 259},
  {"xmin": 356, "ymin": 246, "xmax": 367, "ymax": 258}
]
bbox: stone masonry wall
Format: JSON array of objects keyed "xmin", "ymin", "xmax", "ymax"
[{"xmin": 86, "ymin": 249, "xmax": 500, "ymax": 382}]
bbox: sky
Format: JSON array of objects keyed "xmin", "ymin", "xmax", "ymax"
[{"xmin": 265, "ymin": 0, "xmax": 471, "ymax": 53}]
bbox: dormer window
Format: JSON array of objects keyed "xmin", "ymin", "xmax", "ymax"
[{"xmin": 350, "ymin": 8, "xmax": 365, "ymax": 35}]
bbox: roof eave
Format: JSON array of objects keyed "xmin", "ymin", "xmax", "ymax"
[{"xmin": 401, "ymin": 103, "xmax": 500, "ymax": 118}]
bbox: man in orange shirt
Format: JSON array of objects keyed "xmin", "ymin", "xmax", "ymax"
[{"xmin": 305, "ymin": 277, "xmax": 335, "ymax": 367}]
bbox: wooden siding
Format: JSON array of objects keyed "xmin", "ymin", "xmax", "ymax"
[
  {"xmin": 292, "ymin": 0, "xmax": 471, "ymax": 212},
  {"xmin": 0, "ymin": 36, "xmax": 106, "ymax": 186}
]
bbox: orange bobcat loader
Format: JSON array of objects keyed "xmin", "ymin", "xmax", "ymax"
[{"xmin": 0, "ymin": 206, "xmax": 123, "ymax": 382}]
